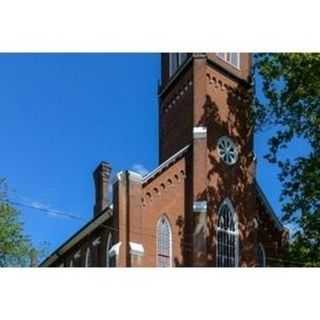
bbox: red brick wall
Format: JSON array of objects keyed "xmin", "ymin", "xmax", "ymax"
[
  {"xmin": 46, "ymin": 53, "xmax": 287, "ymax": 268},
  {"xmin": 51, "ymin": 223, "xmax": 113, "ymax": 267},
  {"xmin": 206, "ymin": 53, "xmax": 252, "ymax": 82},
  {"xmin": 141, "ymin": 157, "xmax": 188, "ymax": 267},
  {"xmin": 159, "ymin": 63, "xmax": 194, "ymax": 163},
  {"xmin": 202, "ymin": 60, "xmax": 256, "ymax": 266}
]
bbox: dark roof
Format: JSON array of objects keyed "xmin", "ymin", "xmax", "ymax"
[
  {"xmin": 39, "ymin": 206, "xmax": 112, "ymax": 267},
  {"xmin": 254, "ymin": 179, "xmax": 285, "ymax": 231},
  {"xmin": 40, "ymin": 149, "xmax": 284, "ymax": 266}
]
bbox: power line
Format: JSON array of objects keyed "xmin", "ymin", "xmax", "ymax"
[
  {"xmin": 6, "ymin": 198, "xmax": 196, "ymax": 257},
  {"xmin": 6, "ymin": 198, "xmax": 195, "ymax": 246},
  {"xmin": 5, "ymin": 198, "xmax": 314, "ymax": 266},
  {"xmin": 6, "ymin": 199, "xmax": 84, "ymax": 222}
]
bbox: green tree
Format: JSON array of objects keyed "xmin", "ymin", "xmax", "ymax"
[
  {"xmin": 0, "ymin": 178, "xmax": 36, "ymax": 267},
  {"xmin": 254, "ymin": 53, "xmax": 320, "ymax": 266}
]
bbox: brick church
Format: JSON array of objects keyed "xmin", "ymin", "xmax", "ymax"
[{"xmin": 41, "ymin": 53, "xmax": 288, "ymax": 268}]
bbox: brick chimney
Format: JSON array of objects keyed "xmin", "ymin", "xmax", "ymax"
[{"xmin": 93, "ymin": 161, "xmax": 112, "ymax": 217}]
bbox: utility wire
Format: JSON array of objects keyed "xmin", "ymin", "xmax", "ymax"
[
  {"xmin": 6, "ymin": 199, "xmax": 85, "ymax": 221},
  {"xmin": 5, "ymin": 199, "xmax": 313, "ymax": 266}
]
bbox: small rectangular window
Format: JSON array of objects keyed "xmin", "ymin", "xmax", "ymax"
[
  {"xmin": 169, "ymin": 53, "xmax": 188, "ymax": 78},
  {"xmin": 216, "ymin": 52, "xmax": 240, "ymax": 69},
  {"xmin": 230, "ymin": 53, "xmax": 239, "ymax": 67},
  {"xmin": 178, "ymin": 53, "xmax": 188, "ymax": 65},
  {"xmin": 217, "ymin": 52, "xmax": 225, "ymax": 59},
  {"xmin": 169, "ymin": 53, "xmax": 178, "ymax": 77}
]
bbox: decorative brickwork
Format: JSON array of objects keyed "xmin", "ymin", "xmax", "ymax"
[{"xmin": 40, "ymin": 53, "xmax": 287, "ymax": 268}]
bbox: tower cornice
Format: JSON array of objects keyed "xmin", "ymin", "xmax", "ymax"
[
  {"xmin": 158, "ymin": 53, "xmax": 252, "ymax": 98},
  {"xmin": 206, "ymin": 57, "xmax": 252, "ymax": 88}
]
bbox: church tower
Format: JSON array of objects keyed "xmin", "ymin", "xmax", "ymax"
[
  {"xmin": 41, "ymin": 53, "xmax": 287, "ymax": 268},
  {"xmin": 158, "ymin": 53, "xmax": 256, "ymax": 266}
]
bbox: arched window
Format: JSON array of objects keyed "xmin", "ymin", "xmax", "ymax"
[
  {"xmin": 217, "ymin": 199, "xmax": 239, "ymax": 267},
  {"xmin": 156, "ymin": 215, "xmax": 172, "ymax": 267},
  {"xmin": 85, "ymin": 247, "xmax": 92, "ymax": 267},
  {"xmin": 257, "ymin": 243, "xmax": 266, "ymax": 267},
  {"xmin": 106, "ymin": 232, "xmax": 112, "ymax": 267}
]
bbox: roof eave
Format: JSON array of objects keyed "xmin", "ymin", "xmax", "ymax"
[
  {"xmin": 40, "ymin": 207, "xmax": 113, "ymax": 267},
  {"xmin": 254, "ymin": 179, "xmax": 285, "ymax": 231}
]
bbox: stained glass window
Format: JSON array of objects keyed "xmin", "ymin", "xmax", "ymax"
[
  {"xmin": 217, "ymin": 200, "xmax": 239, "ymax": 267},
  {"xmin": 156, "ymin": 216, "xmax": 172, "ymax": 267}
]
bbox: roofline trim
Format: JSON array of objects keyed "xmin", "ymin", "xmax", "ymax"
[
  {"xmin": 142, "ymin": 145, "xmax": 190, "ymax": 184},
  {"xmin": 40, "ymin": 207, "xmax": 113, "ymax": 267},
  {"xmin": 206, "ymin": 56, "xmax": 251, "ymax": 88},
  {"xmin": 158, "ymin": 55, "xmax": 194, "ymax": 97},
  {"xmin": 254, "ymin": 179, "xmax": 284, "ymax": 231}
]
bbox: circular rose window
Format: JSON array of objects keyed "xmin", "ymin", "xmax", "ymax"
[{"xmin": 217, "ymin": 136, "xmax": 238, "ymax": 165}]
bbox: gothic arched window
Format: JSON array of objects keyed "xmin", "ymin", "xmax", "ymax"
[
  {"xmin": 257, "ymin": 243, "xmax": 266, "ymax": 267},
  {"xmin": 85, "ymin": 247, "xmax": 92, "ymax": 267},
  {"xmin": 156, "ymin": 215, "xmax": 172, "ymax": 267},
  {"xmin": 217, "ymin": 199, "xmax": 239, "ymax": 267},
  {"xmin": 106, "ymin": 232, "xmax": 112, "ymax": 267}
]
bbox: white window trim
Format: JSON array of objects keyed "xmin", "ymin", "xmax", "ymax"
[
  {"xmin": 106, "ymin": 232, "xmax": 112, "ymax": 267},
  {"xmin": 85, "ymin": 247, "xmax": 91, "ymax": 267},
  {"xmin": 216, "ymin": 53, "xmax": 241, "ymax": 70},
  {"xmin": 257, "ymin": 243, "xmax": 267, "ymax": 267},
  {"xmin": 216, "ymin": 198, "xmax": 239, "ymax": 267},
  {"xmin": 156, "ymin": 215, "xmax": 173, "ymax": 267}
]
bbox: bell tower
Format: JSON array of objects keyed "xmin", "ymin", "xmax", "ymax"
[
  {"xmin": 158, "ymin": 53, "xmax": 257, "ymax": 266},
  {"xmin": 158, "ymin": 53, "xmax": 252, "ymax": 163}
]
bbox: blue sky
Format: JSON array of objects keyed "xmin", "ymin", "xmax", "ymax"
[{"xmin": 0, "ymin": 53, "xmax": 307, "ymax": 254}]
